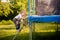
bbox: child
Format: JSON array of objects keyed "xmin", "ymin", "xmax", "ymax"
[{"xmin": 13, "ymin": 10, "xmax": 25, "ymax": 33}]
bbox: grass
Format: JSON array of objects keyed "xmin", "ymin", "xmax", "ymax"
[
  {"xmin": 0, "ymin": 23, "xmax": 60, "ymax": 40},
  {"xmin": 0, "ymin": 30, "xmax": 29, "ymax": 40},
  {"xmin": 0, "ymin": 24, "xmax": 30, "ymax": 40}
]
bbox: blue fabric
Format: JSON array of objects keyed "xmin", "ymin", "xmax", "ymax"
[{"xmin": 28, "ymin": 15, "xmax": 60, "ymax": 22}]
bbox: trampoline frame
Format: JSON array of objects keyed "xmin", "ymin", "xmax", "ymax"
[{"xmin": 28, "ymin": 0, "xmax": 60, "ymax": 40}]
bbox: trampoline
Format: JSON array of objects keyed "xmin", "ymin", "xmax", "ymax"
[
  {"xmin": 28, "ymin": 15, "xmax": 60, "ymax": 22},
  {"xmin": 28, "ymin": 0, "xmax": 60, "ymax": 40}
]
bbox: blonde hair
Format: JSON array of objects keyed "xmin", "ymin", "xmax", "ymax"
[{"xmin": 20, "ymin": 10, "xmax": 26, "ymax": 13}]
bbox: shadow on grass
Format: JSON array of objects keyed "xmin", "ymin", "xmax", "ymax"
[
  {"xmin": 0, "ymin": 33, "xmax": 29, "ymax": 40},
  {"xmin": 33, "ymin": 31, "xmax": 60, "ymax": 40},
  {"xmin": 0, "ymin": 32, "xmax": 60, "ymax": 40}
]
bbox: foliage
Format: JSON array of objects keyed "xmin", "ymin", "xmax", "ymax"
[
  {"xmin": 0, "ymin": 2, "xmax": 13, "ymax": 17},
  {"xmin": 0, "ymin": 20, "xmax": 14, "ymax": 25},
  {"xmin": 0, "ymin": 0, "xmax": 28, "ymax": 20}
]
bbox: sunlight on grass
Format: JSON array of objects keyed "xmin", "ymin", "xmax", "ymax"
[
  {"xmin": 35, "ymin": 30, "xmax": 56, "ymax": 32},
  {"xmin": 0, "ymin": 29, "xmax": 29, "ymax": 40},
  {"xmin": 0, "ymin": 23, "xmax": 60, "ymax": 40},
  {"xmin": 0, "ymin": 25, "xmax": 15, "ymax": 28},
  {"xmin": 0, "ymin": 30, "xmax": 16, "ymax": 38},
  {"xmin": 21, "ymin": 27, "xmax": 29, "ymax": 33},
  {"xmin": 0, "ymin": 27, "xmax": 29, "ymax": 38}
]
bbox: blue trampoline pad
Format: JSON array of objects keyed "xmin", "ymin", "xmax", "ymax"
[{"xmin": 28, "ymin": 15, "xmax": 60, "ymax": 22}]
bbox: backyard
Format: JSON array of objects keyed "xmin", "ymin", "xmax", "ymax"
[{"xmin": 0, "ymin": 23, "xmax": 60, "ymax": 40}]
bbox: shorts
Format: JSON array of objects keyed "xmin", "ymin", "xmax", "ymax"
[{"xmin": 13, "ymin": 18, "xmax": 20, "ymax": 30}]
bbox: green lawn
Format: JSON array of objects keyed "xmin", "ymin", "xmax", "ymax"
[
  {"xmin": 0, "ymin": 25, "xmax": 29, "ymax": 40},
  {"xmin": 0, "ymin": 23, "xmax": 60, "ymax": 40}
]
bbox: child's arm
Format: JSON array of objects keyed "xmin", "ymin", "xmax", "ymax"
[{"xmin": 23, "ymin": 16, "xmax": 28, "ymax": 20}]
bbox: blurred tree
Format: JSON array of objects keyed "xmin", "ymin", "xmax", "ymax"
[
  {"xmin": 0, "ymin": 2, "xmax": 13, "ymax": 17},
  {"xmin": 0, "ymin": 0, "xmax": 28, "ymax": 20}
]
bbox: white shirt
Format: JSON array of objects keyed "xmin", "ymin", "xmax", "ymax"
[{"xmin": 15, "ymin": 14, "xmax": 22, "ymax": 20}]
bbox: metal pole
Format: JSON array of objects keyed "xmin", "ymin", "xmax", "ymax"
[
  {"xmin": 28, "ymin": 0, "xmax": 32, "ymax": 40},
  {"xmin": 28, "ymin": 0, "xmax": 30, "ymax": 16},
  {"xmin": 29, "ymin": 22, "xmax": 32, "ymax": 40},
  {"xmin": 32, "ymin": 0, "xmax": 34, "ymax": 15}
]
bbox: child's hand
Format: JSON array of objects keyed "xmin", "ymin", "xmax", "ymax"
[{"xmin": 21, "ymin": 19, "xmax": 23, "ymax": 23}]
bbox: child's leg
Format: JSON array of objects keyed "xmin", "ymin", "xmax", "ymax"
[
  {"xmin": 13, "ymin": 19, "xmax": 20, "ymax": 40},
  {"xmin": 13, "ymin": 23, "xmax": 20, "ymax": 40},
  {"xmin": 13, "ymin": 18, "xmax": 20, "ymax": 33},
  {"xmin": 16, "ymin": 21, "xmax": 20, "ymax": 33}
]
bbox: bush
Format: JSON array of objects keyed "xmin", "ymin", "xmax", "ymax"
[{"xmin": 0, "ymin": 20, "xmax": 14, "ymax": 25}]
